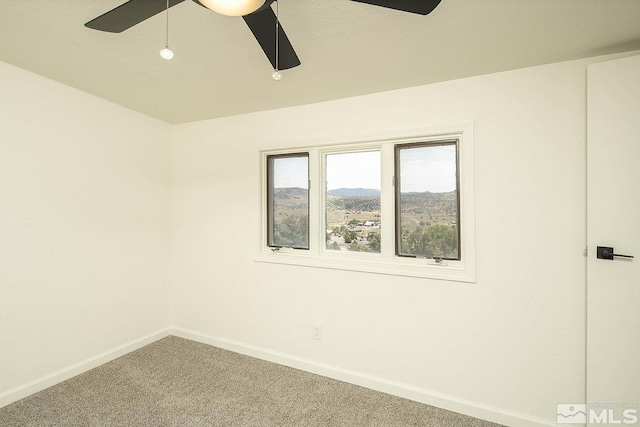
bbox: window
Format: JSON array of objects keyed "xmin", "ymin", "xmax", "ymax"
[
  {"xmin": 259, "ymin": 125, "xmax": 475, "ymax": 282},
  {"xmin": 325, "ymin": 151, "xmax": 381, "ymax": 253},
  {"xmin": 395, "ymin": 141, "xmax": 459, "ymax": 260},
  {"xmin": 267, "ymin": 153, "xmax": 309, "ymax": 249}
]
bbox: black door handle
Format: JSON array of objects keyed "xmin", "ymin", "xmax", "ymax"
[{"xmin": 597, "ymin": 246, "xmax": 634, "ymax": 260}]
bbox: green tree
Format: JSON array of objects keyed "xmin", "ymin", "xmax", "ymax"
[
  {"xmin": 273, "ymin": 214, "xmax": 308, "ymax": 248},
  {"xmin": 401, "ymin": 224, "xmax": 457, "ymax": 258},
  {"xmin": 344, "ymin": 230, "xmax": 357, "ymax": 244},
  {"xmin": 367, "ymin": 233, "xmax": 381, "ymax": 253},
  {"xmin": 349, "ymin": 241, "xmax": 366, "ymax": 251}
]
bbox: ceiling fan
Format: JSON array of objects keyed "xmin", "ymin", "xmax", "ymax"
[{"xmin": 85, "ymin": 0, "xmax": 442, "ymax": 70}]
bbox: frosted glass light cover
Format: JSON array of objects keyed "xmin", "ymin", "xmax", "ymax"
[
  {"xmin": 160, "ymin": 47, "xmax": 174, "ymax": 60},
  {"xmin": 199, "ymin": 0, "xmax": 266, "ymax": 16}
]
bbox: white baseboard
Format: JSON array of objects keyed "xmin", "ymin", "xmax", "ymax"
[
  {"xmin": 0, "ymin": 328, "xmax": 171, "ymax": 409},
  {"xmin": 0, "ymin": 326, "xmax": 557, "ymax": 426},
  {"xmin": 171, "ymin": 327, "xmax": 557, "ymax": 427}
]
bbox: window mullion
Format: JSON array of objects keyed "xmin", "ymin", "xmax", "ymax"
[
  {"xmin": 380, "ymin": 143, "xmax": 396, "ymax": 262},
  {"xmin": 308, "ymin": 149, "xmax": 321, "ymax": 255}
]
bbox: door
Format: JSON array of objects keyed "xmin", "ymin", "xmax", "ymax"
[{"xmin": 587, "ymin": 54, "xmax": 640, "ymax": 426}]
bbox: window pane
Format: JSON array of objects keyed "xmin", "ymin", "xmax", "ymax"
[
  {"xmin": 267, "ymin": 154, "xmax": 309, "ymax": 249},
  {"xmin": 396, "ymin": 142, "xmax": 460, "ymax": 259},
  {"xmin": 325, "ymin": 151, "xmax": 381, "ymax": 253}
]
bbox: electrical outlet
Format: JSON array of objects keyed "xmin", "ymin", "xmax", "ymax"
[{"xmin": 312, "ymin": 323, "xmax": 322, "ymax": 340}]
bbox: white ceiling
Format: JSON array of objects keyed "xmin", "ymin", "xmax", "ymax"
[{"xmin": 1, "ymin": 0, "xmax": 639, "ymax": 124}]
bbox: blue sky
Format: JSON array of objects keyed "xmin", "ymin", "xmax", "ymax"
[
  {"xmin": 399, "ymin": 144, "xmax": 457, "ymax": 193},
  {"xmin": 273, "ymin": 145, "xmax": 456, "ymax": 193},
  {"xmin": 326, "ymin": 151, "xmax": 380, "ymax": 191},
  {"xmin": 273, "ymin": 156, "xmax": 308, "ymax": 188}
]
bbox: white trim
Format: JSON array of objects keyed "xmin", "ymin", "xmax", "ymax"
[
  {"xmin": 254, "ymin": 251, "xmax": 474, "ymax": 282},
  {"xmin": 0, "ymin": 328, "xmax": 171, "ymax": 409},
  {"xmin": 1, "ymin": 326, "xmax": 556, "ymax": 426},
  {"xmin": 171, "ymin": 327, "xmax": 556, "ymax": 427},
  {"xmin": 257, "ymin": 124, "xmax": 476, "ymax": 283}
]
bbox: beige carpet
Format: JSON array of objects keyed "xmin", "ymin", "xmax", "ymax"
[{"xmin": 0, "ymin": 336, "xmax": 502, "ymax": 426}]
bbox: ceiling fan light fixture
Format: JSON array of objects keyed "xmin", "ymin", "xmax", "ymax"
[
  {"xmin": 199, "ymin": 0, "xmax": 266, "ymax": 16},
  {"xmin": 160, "ymin": 47, "xmax": 174, "ymax": 60}
]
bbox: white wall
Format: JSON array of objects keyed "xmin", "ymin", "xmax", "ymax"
[
  {"xmin": 1, "ymin": 52, "xmax": 634, "ymax": 425},
  {"xmin": 170, "ymin": 58, "xmax": 596, "ymax": 425},
  {"xmin": 0, "ymin": 62, "xmax": 172, "ymax": 400}
]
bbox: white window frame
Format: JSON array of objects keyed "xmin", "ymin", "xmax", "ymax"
[{"xmin": 257, "ymin": 124, "xmax": 476, "ymax": 283}]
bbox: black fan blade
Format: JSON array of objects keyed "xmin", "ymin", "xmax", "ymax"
[
  {"xmin": 351, "ymin": 0, "xmax": 441, "ymax": 15},
  {"xmin": 243, "ymin": 7, "xmax": 300, "ymax": 70},
  {"xmin": 85, "ymin": 0, "xmax": 187, "ymax": 33}
]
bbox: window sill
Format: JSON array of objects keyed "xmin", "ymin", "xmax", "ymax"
[{"xmin": 255, "ymin": 250, "xmax": 476, "ymax": 283}]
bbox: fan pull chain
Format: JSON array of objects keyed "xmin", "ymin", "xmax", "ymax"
[
  {"xmin": 272, "ymin": 0, "xmax": 282, "ymax": 80},
  {"xmin": 165, "ymin": 0, "xmax": 169, "ymax": 46},
  {"xmin": 160, "ymin": 0, "xmax": 174, "ymax": 60}
]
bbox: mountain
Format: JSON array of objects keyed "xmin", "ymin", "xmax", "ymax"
[
  {"xmin": 273, "ymin": 187, "xmax": 309, "ymax": 212},
  {"xmin": 327, "ymin": 188, "xmax": 380, "ymax": 197},
  {"xmin": 274, "ymin": 187, "xmax": 308, "ymax": 197}
]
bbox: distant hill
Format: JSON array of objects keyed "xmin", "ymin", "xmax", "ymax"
[
  {"xmin": 399, "ymin": 190, "xmax": 457, "ymax": 224},
  {"xmin": 275, "ymin": 187, "xmax": 456, "ymax": 223},
  {"xmin": 273, "ymin": 187, "xmax": 309, "ymax": 212},
  {"xmin": 327, "ymin": 188, "xmax": 380, "ymax": 197},
  {"xmin": 274, "ymin": 187, "xmax": 308, "ymax": 197},
  {"xmin": 400, "ymin": 190, "xmax": 456, "ymax": 201}
]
